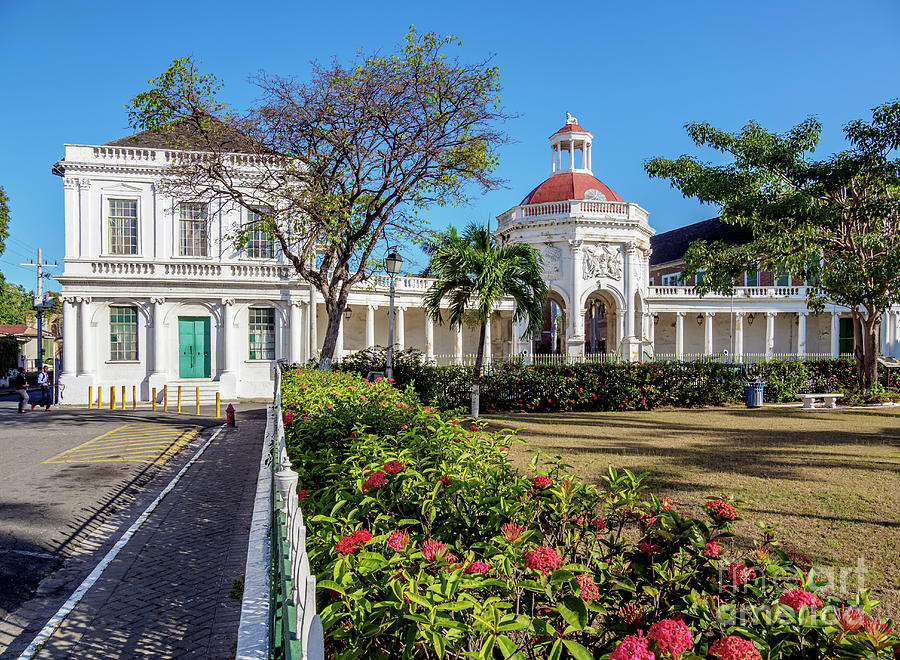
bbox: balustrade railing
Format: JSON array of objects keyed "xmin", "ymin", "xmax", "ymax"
[
  {"xmin": 497, "ymin": 200, "xmax": 649, "ymax": 228},
  {"xmin": 648, "ymin": 285, "xmax": 814, "ymax": 299},
  {"xmin": 269, "ymin": 367, "xmax": 324, "ymax": 660}
]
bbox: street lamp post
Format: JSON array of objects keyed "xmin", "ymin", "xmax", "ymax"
[{"xmin": 384, "ymin": 249, "xmax": 403, "ymax": 380}]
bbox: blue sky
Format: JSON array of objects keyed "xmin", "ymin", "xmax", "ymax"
[{"xmin": 1, "ymin": 0, "xmax": 898, "ymax": 292}]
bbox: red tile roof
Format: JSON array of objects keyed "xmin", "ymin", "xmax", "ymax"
[
  {"xmin": 520, "ymin": 172, "xmax": 623, "ymax": 205},
  {"xmin": 0, "ymin": 324, "xmax": 31, "ymax": 335},
  {"xmin": 552, "ymin": 123, "xmax": 592, "ymax": 137}
]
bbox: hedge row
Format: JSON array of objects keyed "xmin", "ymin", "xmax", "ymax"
[
  {"xmin": 281, "ymin": 367, "xmax": 899, "ymax": 659},
  {"xmin": 334, "ymin": 348, "xmax": 898, "ymax": 412}
]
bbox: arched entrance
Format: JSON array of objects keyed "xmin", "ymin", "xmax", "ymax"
[
  {"xmin": 583, "ymin": 290, "xmax": 618, "ymax": 355},
  {"xmin": 536, "ymin": 290, "xmax": 567, "ymax": 354}
]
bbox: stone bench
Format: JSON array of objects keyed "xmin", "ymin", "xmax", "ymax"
[{"xmin": 796, "ymin": 393, "xmax": 844, "ymax": 409}]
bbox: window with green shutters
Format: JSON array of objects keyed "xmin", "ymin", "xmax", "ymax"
[
  {"xmin": 839, "ymin": 317, "xmax": 855, "ymax": 355},
  {"xmin": 249, "ymin": 308, "xmax": 275, "ymax": 360},
  {"xmin": 110, "ymin": 306, "xmax": 138, "ymax": 361}
]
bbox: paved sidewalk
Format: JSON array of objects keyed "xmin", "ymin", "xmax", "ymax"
[{"xmin": 23, "ymin": 410, "xmax": 266, "ymax": 659}]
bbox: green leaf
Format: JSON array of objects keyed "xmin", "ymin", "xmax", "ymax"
[
  {"xmin": 562, "ymin": 639, "xmax": 595, "ymax": 660},
  {"xmin": 557, "ymin": 597, "xmax": 588, "ymax": 631},
  {"xmin": 496, "ymin": 635, "xmax": 523, "ymax": 659}
]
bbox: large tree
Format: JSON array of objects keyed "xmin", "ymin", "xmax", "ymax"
[
  {"xmin": 127, "ymin": 28, "xmax": 509, "ymax": 368},
  {"xmin": 645, "ymin": 100, "xmax": 900, "ymax": 390},
  {"xmin": 424, "ymin": 223, "xmax": 547, "ymax": 385}
]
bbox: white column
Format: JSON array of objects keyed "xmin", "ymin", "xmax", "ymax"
[
  {"xmin": 290, "ymin": 302, "xmax": 303, "ymax": 364},
  {"xmin": 222, "ymin": 299, "xmax": 235, "ymax": 374},
  {"xmin": 624, "ymin": 244, "xmax": 636, "ymax": 339},
  {"xmin": 648, "ymin": 312, "xmax": 656, "ymax": 353},
  {"xmin": 62, "ymin": 299, "xmax": 77, "ymax": 375},
  {"xmin": 455, "ymin": 325, "xmax": 463, "ymax": 364},
  {"xmin": 704, "ymin": 312, "xmax": 715, "ymax": 355},
  {"xmin": 396, "ymin": 306, "xmax": 405, "ymax": 351},
  {"xmin": 735, "ymin": 312, "xmax": 745, "ymax": 360},
  {"xmin": 551, "ymin": 145, "xmax": 556, "ymax": 173},
  {"xmin": 153, "ymin": 299, "xmax": 167, "ymax": 374},
  {"xmin": 425, "ymin": 314, "xmax": 434, "ymax": 360},
  {"xmin": 675, "ymin": 311, "xmax": 685, "ymax": 361},
  {"xmin": 366, "ymin": 305, "xmax": 376, "ymax": 348},
  {"xmin": 79, "ymin": 298, "xmax": 92, "ymax": 375},
  {"xmin": 831, "ymin": 311, "xmax": 841, "ymax": 358},
  {"xmin": 78, "ymin": 178, "xmax": 91, "ymax": 256},
  {"xmin": 766, "ymin": 311, "xmax": 777, "ymax": 358},
  {"xmin": 568, "ymin": 139, "xmax": 574, "ymax": 169},
  {"xmin": 796, "ymin": 311, "xmax": 808, "ymax": 355},
  {"xmin": 568, "ymin": 240, "xmax": 585, "ymax": 356},
  {"xmin": 484, "ymin": 312, "xmax": 492, "ymax": 362}
]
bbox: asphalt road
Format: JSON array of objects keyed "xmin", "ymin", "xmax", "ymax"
[{"xmin": 0, "ymin": 391, "xmax": 262, "ymax": 628}]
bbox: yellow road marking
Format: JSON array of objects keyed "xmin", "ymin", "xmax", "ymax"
[{"xmin": 43, "ymin": 425, "xmax": 202, "ymax": 465}]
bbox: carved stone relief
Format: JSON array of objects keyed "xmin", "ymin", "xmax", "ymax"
[
  {"xmin": 583, "ymin": 244, "xmax": 622, "ymax": 280},
  {"xmin": 542, "ymin": 245, "xmax": 562, "ymax": 281}
]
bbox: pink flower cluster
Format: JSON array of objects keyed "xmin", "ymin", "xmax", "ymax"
[
  {"xmin": 726, "ymin": 562, "xmax": 755, "ymax": 587},
  {"xmin": 422, "ymin": 539, "xmax": 454, "ymax": 562},
  {"xmin": 703, "ymin": 541, "xmax": 722, "ymax": 559},
  {"xmin": 709, "ymin": 636, "xmax": 762, "ymax": 660},
  {"xmin": 531, "ymin": 475, "xmax": 552, "ymax": 489},
  {"xmin": 335, "ymin": 529, "xmax": 373, "ymax": 555},
  {"xmin": 705, "ymin": 499, "xmax": 738, "ymax": 522},
  {"xmin": 592, "ymin": 515, "xmax": 606, "ymax": 531},
  {"xmin": 619, "ymin": 602, "xmax": 644, "ymax": 624},
  {"xmin": 524, "ymin": 546, "xmax": 562, "ymax": 575},
  {"xmin": 387, "ymin": 529, "xmax": 410, "ymax": 552},
  {"xmin": 361, "ymin": 471, "xmax": 387, "ymax": 493},
  {"xmin": 283, "ymin": 412, "xmax": 294, "ymax": 425},
  {"xmin": 778, "ymin": 589, "xmax": 823, "ymax": 612},
  {"xmin": 647, "ymin": 618, "xmax": 693, "ymax": 659},
  {"xmin": 639, "ymin": 541, "xmax": 660, "ymax": 556},
  {"xmin": 835, "ymin": 606, "xmax": 865, "ymax": 632},
  {"xmin": 464, "ymin": 561, "xmax": 490, "ymax": 575},
  {"xmin": 610, "ymin": 633, "xmax": 655, "ymax": 660},
  {"xmin": 501, "ymin": 522, "xmax": 524, "ymax": 541},
  {"xmin": 576, "ymin": 573, "xmax": 599, "ymax": 602},
  {"xmin": 383, "ymin": 460, "xmax": 405, "ymax": 474}
]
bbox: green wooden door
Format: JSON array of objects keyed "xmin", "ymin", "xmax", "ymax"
[{"xmin": 178, "ymin": 317, "xmax": 211, "ymax": 378}]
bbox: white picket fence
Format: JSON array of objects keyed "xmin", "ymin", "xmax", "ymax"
[{"xmin": 426, "ymin": 352, "xmax": 847, "ymax": 367}]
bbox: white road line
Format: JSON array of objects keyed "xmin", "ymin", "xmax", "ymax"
[
  {"xmin": 17, "ymin": 424, "xmax": 226, "ymax": 660},
  {"xmin": 0, "ymin": 549, "xmax": 57, "ymax": 560}
]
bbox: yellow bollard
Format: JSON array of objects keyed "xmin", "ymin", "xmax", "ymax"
[
  {"xmin": 195, "ymin": 387, "xmax": 200, "ymax": 415},
  {"xmin": 152, "ymin": 387, "xmax": 157, "ymax": 412},
  {"xmin": 163, "ymin": 385, "xmax": 168, "ymax": 412},
  {"xmin": 110, "ymin": 386, "xmax": 115, "ymax": 410},
  {"xmin": 177, "ymin": 386, "xmax": 182, "ymax": 413},
  {"xmin": 88, "ymin": 386, "xmax": 93, "ymax": 409},
  {"xmin": 132, "ymin": 385, "xmax": 136, "ymax": 410},
  {"xmin": 97, "ymin": 386, "xmax": 102, "ymax": 409},
  {"xmin": 215, "ymin": 392, "xmax": 220, "ymax": 418},
  {"xmin": 121, "ymin": 385, "xmax": 126, "ymax": 410}
]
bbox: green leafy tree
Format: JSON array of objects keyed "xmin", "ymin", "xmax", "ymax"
[
  {"xmin": 645, "ymin": 100, "xmax": 900, "ymax": 390},
  {"xmin": 126, "ymin": 28, "xmax": 509, "ymax": 369},
  {"xmin": 0, "ymin": 276, "xmax": 34, "ymax": 325},
  {"xmin": 423, "ymin": 223, "xmax": 547, "ymax": 384}
]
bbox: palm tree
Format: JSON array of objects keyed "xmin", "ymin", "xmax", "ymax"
[{"xmin": 424, "ymin": 223, "xmax": 547, "ymax": 386}]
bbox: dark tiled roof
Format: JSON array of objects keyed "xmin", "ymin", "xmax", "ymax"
[
  {"xmin": 650, "ymin": 217, "xmax": 754, "ymax": 266},
  {"xmin": 105, "ymin": 117, "xmax": 260, "ymax": 154}
]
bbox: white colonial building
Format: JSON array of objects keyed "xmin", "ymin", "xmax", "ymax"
[{"xmin": 54, "ymin": 114, "xmax": 900, "ymax": 404}]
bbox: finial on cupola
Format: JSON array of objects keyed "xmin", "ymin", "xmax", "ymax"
[{"xmin": 566, "ymin": 111, "xmax": 578, "ymax": 125}]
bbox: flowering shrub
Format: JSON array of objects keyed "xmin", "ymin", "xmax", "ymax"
[{"xmin": 281, "ymin": 367, "xmax": 899, "ymax": 659}]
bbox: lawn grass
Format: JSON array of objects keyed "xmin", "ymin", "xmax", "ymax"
[{"xmin": 487, "ymin": 405, "xmax": 900, "ymax": 618}]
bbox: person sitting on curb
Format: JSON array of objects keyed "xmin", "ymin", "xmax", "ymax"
[
  {"xmin": 34, "ymin": 365, "xmax": 52, "ymax": 411},
  {"xmin": 12, "ymin": 368, "xmax": 28, "ymax": 414}
]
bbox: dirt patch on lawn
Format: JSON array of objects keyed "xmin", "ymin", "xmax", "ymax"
[{"xmin": 487, "ymin": 405, "xmax": 900, "ymax": 618}]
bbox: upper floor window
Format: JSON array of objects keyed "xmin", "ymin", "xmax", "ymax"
[
  {"xmin": 246, "ymin": 209, "xmax": 275, "ymax": 259},
  {"xmin": 745, "ymin": 269, "xmax": 759, "ymax": 287},
  {"xmin": 694, "ymin": 269, "xmax": 705, "ymax": 286},
  {"xmin": 661, "ymin": 272, "xmax": 680, "ymax": 286},
  {"xmin": 775, "ymin": 269, "xmax": 790, "ymax": 287},
  {"xmin": 109, "ymin": 199, "xmax": 138, "ymax": 255},
  {"xmin": 109, "ymin": 306, "xmax": 138, "ymax": 361},
  {"xmin": 179, "ymin": 203, "xmax": 208, "ymax": 257},
  {"xmin": 248, "ymin": 308, "xmax": 275, "ymax": 360}
]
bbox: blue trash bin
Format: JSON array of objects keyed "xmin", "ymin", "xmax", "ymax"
[{"xmin": 743, "ymin": 382, "xmax": 766, "ymax": 408}]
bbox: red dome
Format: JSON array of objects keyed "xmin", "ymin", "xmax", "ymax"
[
  {"xmin": 551, "ymin": 123, "xmax": 592, "ymax": 136},
  {"xmin": 520, "ymin": 172, "xmax": 623, "ymax": 205}
]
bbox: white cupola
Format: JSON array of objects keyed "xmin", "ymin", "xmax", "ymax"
[{"xmin": 550, "ymin": 112, "xmax": 594, "ymax": 174}]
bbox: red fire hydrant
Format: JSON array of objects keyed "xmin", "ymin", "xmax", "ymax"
[{"xmin": 225, "ymin": 403, "xmax": 236, "ymax": 427}]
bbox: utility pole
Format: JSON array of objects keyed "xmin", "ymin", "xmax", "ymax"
[{"xmin": 21, "ymin": 248, "xmax": 58, "ymax": 370}]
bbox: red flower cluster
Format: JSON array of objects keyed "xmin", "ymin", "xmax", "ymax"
[
  {"xmin": 709, "ymin": 636, "xmax": 762, "ymax": 660},
  {"xmin": 524, "ymin": 546, "xmax": 562, "ymax": 575},
  {"xmin": 705, "ymin": 499, "xmax": 738, "ymax": 522},
  {"xmin": 835, "ymin": 606, "xmax": 865, "ymax": 632},
  {"xmin": 383, "ymin": 460, "xmax": 404, "ymax": 474},
  {"xmin": 387, "ymin": 529, "xmax": 410, "ymax": 552},
  {"xmin": 362, "ymin": 471, "xmax": 387, "ymax": 493},
  {"xmin": 648, "ymin": 618, "xmax": 693, "ymax": 659},
  {"xmin": 576, "ymin": 573, "xmax": 599, "ymax": 602},
  {"xmin": 297, "ymin": 489, "xmax": 308, "ymax": 501},
  {"xmin": 437, "ymin": 475, "xmax": 451, "ymax": 487},
  {"xmin": 335, "ymin": 529, "xmax": 372, "ymax": 555},
  {"xmin": 501, "ymin": 522, "xmax": 524, "ymax": 541},
  {"xmin": 619, "ymin": 602, "xmax": 644, "ymax": 624},
  {"xmin": 639, "ymin": 541, "xmax": 660, "ymax": 556},
  {"xmin": 282, "ymin": 412, "xmax": 294, "ymax": 425},
  {"xmin": 464, "ymin": 561, "xmax": 490, "ymax": 575},
  {"xmin": 778, "ymin": 589, "xmax": 823, "ymax": 612},
  {"xmin": 592, "ymin": 515, "xmax": 606, "ymax": 531},
  {"xmin": 726, "ymin": 562, "xmax": 755, "ymax": 587},
  {"xmin": 703, "ymin": 541, "xmax": 722, "ymax": 559},
  {"xmin": 531, "ymin": 475, "xmax": 552, "ymax": 489},
  {"xmin": 610, "ymin": 633, "xmax": 655, "ymax": 660}
]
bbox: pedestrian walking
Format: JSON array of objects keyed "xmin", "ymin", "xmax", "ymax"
[
  {"xmin": 12, "ymin": 367, "xmax": 28, "ymax": 414},
  {"xmin": 35, "ymin": 365, "xmax": 52, "ymax": 411}
]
